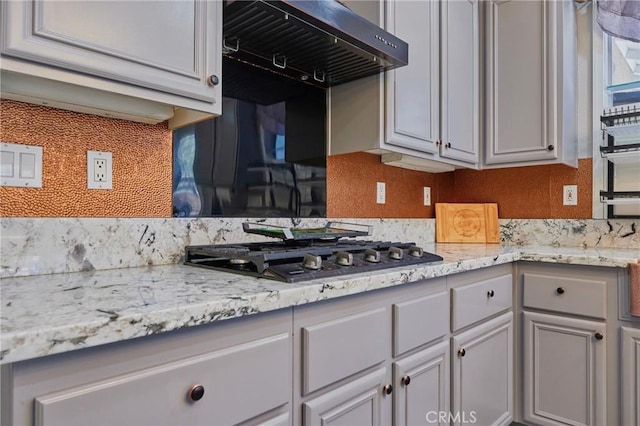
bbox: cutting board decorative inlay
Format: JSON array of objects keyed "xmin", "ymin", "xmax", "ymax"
[{"xmin": 436, "ymin": 203, "xmax": 499, "ymax": 243}]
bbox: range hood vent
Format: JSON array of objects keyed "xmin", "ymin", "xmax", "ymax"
[{"xmin": 223, "ymin": 0, "xmax": 409, "ymax": 89}]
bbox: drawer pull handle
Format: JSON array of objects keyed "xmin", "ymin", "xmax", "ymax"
[
  {"xmin": 207, "ymin": 75, "xmax": 219, "ymax": 86},
  {"xmin": 595, "ymin": 332, "xmax": 604, "ymax": 341},
  {"xmin": 401, "ymin": 375, "xmax": 411, "ymax": 386},
  {"xmin": 487, "ymin": 290, "xmax": 495, "ymax": 298},
  {"xmin": 188, "ymin": 384, "xmax": 205, "ymax": 402},
  {"xmin": 556, "ymin": 287, "xmax": 565, "ymax": 295},
  {"xmin": 458, "ymin": 348, "xmax": 466, "ymax": 357},
  {"xmin": 383, "ymin": 384, "xmax": 393, "ymax": 395}
]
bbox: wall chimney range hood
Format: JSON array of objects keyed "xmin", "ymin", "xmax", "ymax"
[{"xmin": 223, "ymin": 0, "xmax": 409, "ymax": 89}]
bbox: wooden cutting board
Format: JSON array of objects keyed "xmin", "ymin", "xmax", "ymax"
[{"xmin": 435, "ymin": 203, "xmax": 499, "ymax": 243}]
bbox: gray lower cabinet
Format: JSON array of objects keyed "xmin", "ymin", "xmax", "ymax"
[
  {"xmin": 517, "ymin": 262, "xmax": 640, "ymax": 426},
  {"xmin": 448, "ymin": 266, "xmax": 514, "ymax": 426},
  {"xmin": 292, "ymin": 277, "xmax": 450, "ymax": 426},
  {"xmin": 621, "ymin": 326, "xmax": 640, "ymax": 426},
  {"xmin": 393, "ymin": 341, "xmax": 449, "ymax": 426},
  {"xmin": 451, "ymin": 312, "xmax": 514, "ymax": 426},
  {"xmin": 523, "ymin": 312, "xmax": 606, "ymax": 426},
  {"xmin": 302, "ymin": 368, "xmax": 389, "ymax": 426},
  {"xmin": 0, "ymin": 0, "xmax": 221, "ymax": 126},
  {"xmin": 4, "ymin": 309, "xmax": 293, "ymax": 426}
]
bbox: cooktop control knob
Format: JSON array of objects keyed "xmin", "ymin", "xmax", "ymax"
[
  {"xmin": 388, "ymin": 246, "xmax": 404, "ymax": 260},
  {"xmin": 364, "ymin": 248, "xmax": 381, "ymax": 263},
  {"xmin": 335, "ymin": 251, "xmax": 354, "ymax": 266},
  {"xmin": 303, "ymin": 253, "xmax": 322, "ymax": 270},
  {"xmin": 408, "ymin": 246, "xmax": 423, "ymax": 257}
]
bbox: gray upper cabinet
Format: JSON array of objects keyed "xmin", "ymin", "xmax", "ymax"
[
  {"xmin": 384, "ymin": 0, "xmax": 440, "ymax": 155},
  {"xmin": 484, "ymin": 0, "xmax": 577, "ymax": 167},
  {"xmin": 331, "ymin": 0, "xmax": 480, "ymax": 172},
  {"xmin": 0, "ymin": 0, "xmax": 221, "ymax": 127},
  {"xmin": 439, "ymin": 0, "xmax": 480, "ymax": 166},
  {"xmin": 385, "ymin": 0, "xmax": 480, "ymax": 168}
]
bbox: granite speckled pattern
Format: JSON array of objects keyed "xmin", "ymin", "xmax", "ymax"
[
  {"xmin": 1, "ymin": 244, "xmax": 638, "ymax": 365},
  {"xmin": 500, "ymin": 219, "xmax": 640, "ymax": 248},
  {"xmin": 0, "ymin": 218, "xmax": 435, "ymax": 278},
  {"xmin": 2, "ymin": 217, "xmax": 639, "ymax": 279}
]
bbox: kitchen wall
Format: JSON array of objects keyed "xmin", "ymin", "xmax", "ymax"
[
  {"xmin": 2, "ymin": 99, "xmax": 593, "ymax": 219},
  {"xmin": 327, "ymin": 152, "xmax": 454, "ymax": 218},
  {"xmin": 327, "ymin": 153, "xmax": 593, "ymax": 219},
  {"xmin": 0, "ymin": 100, "xmax": 172, "ymax": 217},
  {"xmin": 451, "ymin": 159, "xmax": 593, "ymax": 219}
]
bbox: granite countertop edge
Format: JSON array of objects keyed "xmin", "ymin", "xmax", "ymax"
[{"xmin": 1, "ymin": 244, "xmax": 638, "ymax": 365}]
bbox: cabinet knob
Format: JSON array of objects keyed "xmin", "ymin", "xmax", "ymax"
[
  {"xmin": 445, "ymin": 142, "xmax": 452, "ymax": 148},
  {"xmin": 487, "ymin": 290, "xmax": 495, "ymax": 298},
  {"xmin": 401, "ymin": 375, "xmax": 411, "ymax": 386},
  {"xmin": 556, "ymin": 287, "xmax": 565, "ymax": 295},
  {"xmin": 458, "ymin": 348, "xmax": 466, "ymax": 357},
  {"xmin": 188, "ymin": 384, "xmax": 205, "ymax": 402},
  {"xmin": 547, "ymin": 145, "xmax": 555, "ymax": 151},
  {"xmin": 383, "ymin": 384, "xmax": 393, "ymax": 395},
  {"xmin": 595, "ymin": 332, "xmax": 604, "ymax": 340},
  {"xmin": 208, "ymin": 75, "xmax": 220, "ymax": 86}
]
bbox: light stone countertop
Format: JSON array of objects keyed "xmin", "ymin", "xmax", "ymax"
[{"xmin": 1, "ymin": 244, "xmax": 638, "ymax": 365}]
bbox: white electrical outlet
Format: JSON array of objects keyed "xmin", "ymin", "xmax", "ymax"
[
  {"xmin": 376, "ymin": 182, "xmax": 385, "ymax": 204},
  {"xmin": 87, "ymin": 150, "xmax": 112, "ymax": 190},
  {"xmin": 94, "ymin": 158, "xmax": 107, "ymax": 182},
  {"xmin": 563, "ymin": 185, "xmax": 577, "ymax": 206},
  {"xmin": 423, "ymin": 187, "xmax": 431, "ymax": 206}
]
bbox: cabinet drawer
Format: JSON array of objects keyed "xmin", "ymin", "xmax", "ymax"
[
  {"xmin": 393, "ymin": 291, "xmax": 448, "ymax": 356},
  {"xmin": 451, "ymin": 274, "xmax": 512, "ymax": 331},
  {"xmin": 302, "ymin": 307, "xmax": 387, "ymax": 395},
  {"xmin": 523, "ymin": 273, "xmax": 607, "ymax": 319},
  {"xmin": 34, "ymin": 333, "xmax": 291, "ymax": 426}
]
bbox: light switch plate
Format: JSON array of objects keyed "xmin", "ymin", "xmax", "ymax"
[
  {"xmin": 87, "ymin": 150, "xmax": 112, "ymax": 189},
  {"xmin": 0, "ymin": 142, "xmax": 43, "ymax": 188}
]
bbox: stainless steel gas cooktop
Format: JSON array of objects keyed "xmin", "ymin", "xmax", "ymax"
[{"xmin": 184, "ymin": 222, "xmax": 443, "ymax": 283}]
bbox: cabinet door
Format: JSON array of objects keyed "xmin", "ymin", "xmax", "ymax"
[
  {"xmin": 393, "ymin": 342, "xmax": 449, "ymax": 426},
  {"xmin": 523, "ymin": 312, "xmax": 606, "ymax": 426},
  {"xmin": 440, "ymin": 0, "xmax": 480, "ymax": 166},
  {"xmin": 452, "ymin": 312, "xmax": 513, "ymax": 426},
  {"xmin": 303, "ymin": 368, "xmax": 390, "ymax": 426},
  {"xmin": 1, "ymin": 0, "xmax": 220, "ymax": 105},
  {"xmin": 484, "ymin": 0, "xmax": 561, "ymax": 165},
  {"xmin": 384, "ymin": 0, "xmax": 439, "ymax": 154},
  {"xmin": 33, "ymin": 333, "xmax": 291, "ymax": 426},
  {"xmin": 621, "ymin": 326, "xmax": 640, "ymax": 426}
]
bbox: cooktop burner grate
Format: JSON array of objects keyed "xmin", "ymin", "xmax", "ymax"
[{"xmin": 184, "ymin": 239, "xmax": 443, "ymax": 283}]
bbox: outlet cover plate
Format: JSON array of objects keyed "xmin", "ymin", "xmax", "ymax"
[
  {"xmin": 563, "ymin": 185, "xmax": 577, "ymax": 206},
  {"xmin": 423, "ymin": 187, "xmax": 431, "ymax": 206},
  {"xmin": 87, "ymin": 150, "xmax": 112, "ymax": 190},
  {"xmin": 376, "ymin": 182, "xmax": 385, "ymax": 204}
]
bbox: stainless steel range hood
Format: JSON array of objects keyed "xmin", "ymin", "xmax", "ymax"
[{"xmin": 223, "ymin": 0, "xmax": 408, "ymax": 88}]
